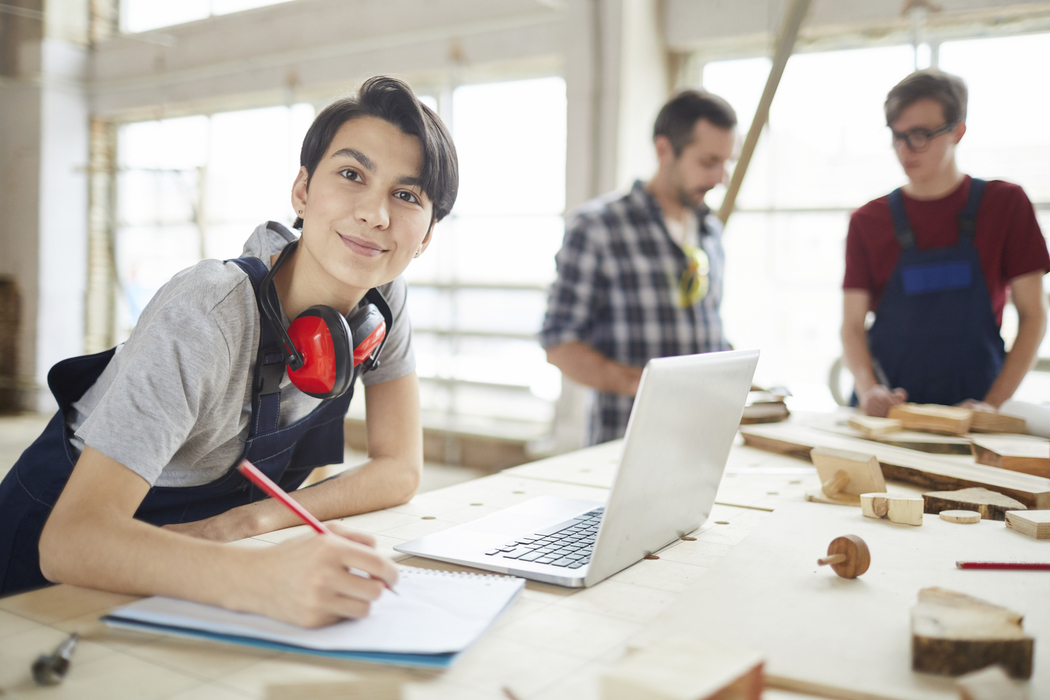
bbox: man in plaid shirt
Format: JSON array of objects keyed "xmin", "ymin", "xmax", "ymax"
[{"xmin": 541, "ymin": 90, "xmax": 737, "ymax": 445}]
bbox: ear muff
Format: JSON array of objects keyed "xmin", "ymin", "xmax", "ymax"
[
  {"xmin": 258, "ymin": 237, "xmax": 392, "ymax": 400},
  {"xmin": 286, "ymin": 306, "xmax": 353, "ymax": 399},
  {"xmin": 347, "ymin": 303, "xmax": 387, "ymax": 370}
]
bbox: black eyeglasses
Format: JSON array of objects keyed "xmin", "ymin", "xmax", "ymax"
[{"xmin": 890, "ymin": 122, "xmax": 956, "ymax": 153}]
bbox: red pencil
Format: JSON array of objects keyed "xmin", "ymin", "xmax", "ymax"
[
  {"xmin": 237, "ymin": 459, "xmax": 398, "ymax": 594},
  {"xmin": 238, "ymin": 459, "xmax": 331, "ymax": 535},
  {"xmin": 956, "ymin": 561, "xmax": 1050, "ymax": 571}
]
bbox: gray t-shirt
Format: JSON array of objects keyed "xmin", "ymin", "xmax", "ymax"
[{"xmin": 69, "ymin": 222, "xmax": 415, "ymax": 487}]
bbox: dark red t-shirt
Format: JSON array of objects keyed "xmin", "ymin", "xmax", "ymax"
[{"xmin": 843, "ymin": 176, "xmax": 1049, "ymax": 325}]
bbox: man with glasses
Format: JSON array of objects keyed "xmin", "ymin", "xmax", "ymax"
[
  {"xmin": 841, "ymin": 69, "xmax": 1048, "ymax": 417},
  {"xmin": 541, "ymin": 90, "xmax": 736, "ymax": 444}
]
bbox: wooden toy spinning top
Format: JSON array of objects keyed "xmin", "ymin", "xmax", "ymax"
[{"xmin": 817, "ymin": 535, "xmax": 871, "ymax": 579}]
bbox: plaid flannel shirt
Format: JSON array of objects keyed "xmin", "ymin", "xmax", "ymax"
[{"xmin": 540, "ymin": 180, "xmax": 729, "ymax": 445}]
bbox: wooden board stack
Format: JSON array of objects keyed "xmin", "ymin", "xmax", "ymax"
[
  {"xmin": 921, "ymin": 487, "xmax": 1026, "ymax": 521},
  {"xmin": 911, "ymin": 587, "xmax": 1033, "ymax": 679},
  {"xmin": 888, "ymin": 404, "xmax": 973, "ymax": 435},
  {"xmin": 1005, "ymin": 510, "xmax": 1050, "ymax": 540}
]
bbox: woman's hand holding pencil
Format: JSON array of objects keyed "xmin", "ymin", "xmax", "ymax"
[{"xmin": 230, "ymin": 459, "xmax": 400, "ymax": 628}]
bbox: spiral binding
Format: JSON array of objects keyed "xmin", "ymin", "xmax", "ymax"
[{"xmin": 399, "ymin": 566, "xmax": 517, "ymax": 582}]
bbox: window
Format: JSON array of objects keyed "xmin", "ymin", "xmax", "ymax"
[
  {"xmin": 114, "ymin": 104, "xmax": 313, "ymax": 339},
  {"xmin": 399, "ymin": 77, "xmax": 567, "ymax": 438}
]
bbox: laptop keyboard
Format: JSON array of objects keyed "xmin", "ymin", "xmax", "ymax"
[{"xmin": 483, "ymin": 508, "xmax": 604, "ymax": 570}]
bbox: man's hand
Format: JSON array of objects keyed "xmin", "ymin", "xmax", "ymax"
[
  {"xmin": 859, "ymin": 385, "xmax": 907, "ymax": 417},
  {"xmin": 234, "ymin": 522, "xmax": 399, "ymax": 628},
  {"xmin": 958, "ymin": 398, "xmax": 996, "ymax": 413}
]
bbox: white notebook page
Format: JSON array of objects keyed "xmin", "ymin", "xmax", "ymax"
[{"xmin": 105, "ymin": 567, "xmax": 524, "ymax": 655}]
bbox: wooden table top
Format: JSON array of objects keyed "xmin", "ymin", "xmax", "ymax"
[{"xmin": 6, "ymin": 428, "xmax": 1039, "ymax": 700}]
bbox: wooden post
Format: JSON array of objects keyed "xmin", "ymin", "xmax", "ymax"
[{"xmin": 717, "ymin": 0, "xmax": 813, "ymax": 225}]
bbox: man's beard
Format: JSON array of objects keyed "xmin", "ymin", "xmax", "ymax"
[{"xmin": 676, "ymin": 185, "xmax": 708, "ymax": 210}]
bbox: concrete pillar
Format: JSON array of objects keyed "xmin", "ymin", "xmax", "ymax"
[{"xmin": 0, "ymin": 0, "xmax": 90, "ymax": 412}]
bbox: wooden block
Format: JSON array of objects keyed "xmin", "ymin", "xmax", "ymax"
[
  {"xmin": 600, "ymin": 637, "xmax": 764, "ymax": 700},
  {"xmin": 739, "ymin": 423, "xmax": 1050, "ymax": 509},
  {"xmin": 956, "ymin": 664, "xmax": 1029, "ymax": 700},
  {"xmin": 939, "ymin": 510, "xmax": 982, "ymax": 524},
  {"xmin": 911, "ymin": 587, "xmax": 1033, "ymax": 679},
  {"xmin": 816, "ymin": 535, "xmax": 870, "ymax": 579},
  {"xmin": 971, "ymin": 435, "xmax": 1050, "ymax": 478},
  {"xmin": 922, "ymin": 487, "xmax": 1027, "ymax": 521},
  {"xmin": 810, "ymin": 446, "xmax": 886, "ymax": 498},
  {"xmin": 860, "ymin": 493, "xmax": 924, "ymax": 526},
  {"xmin": 970, "ymin": 410, "xmax": 1027, "ymax": 435},
  {"xmin": 1005, "ymin": 510, "xmax": 1050, "ymax": 540},
  {"xmin": 888, "ymin": 404, "xmax": 973, "ymax": 435},
  {"xmin": 847, "ymin": 415, "xmax": 902, "ymax": 437}
]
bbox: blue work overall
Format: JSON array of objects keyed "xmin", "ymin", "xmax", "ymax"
[
  {"xmin": 0, "ymin": 256, "xmax": 354, "ymax": 596},
  {"xmin": 867, "ymin": 178, "xmax": 1005, "ymax": 406}
]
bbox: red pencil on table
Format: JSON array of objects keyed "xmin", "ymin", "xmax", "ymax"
[
  {"xmin": 956, "ymin": 561, "xmax": 1050, "ymax": 571},
  {"xmin": 237, "ymin": 459, "xmax": 398, "ymax": 593}
]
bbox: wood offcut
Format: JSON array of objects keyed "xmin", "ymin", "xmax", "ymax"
[
  {"xmin": 600, "ymin": 637, "xmax": 764, "ymax": 700},
  {"xmin": 860, "ymin": 493, "xmax": 923, "ymax": 526},
  {"xmin": 971, "ymin": 435, "xmax": 1050, "ymax": 478},
  {"xmin": 808, "ymin": 446, "xmax": 885, "ymax": 506},
  {"xmin": 1005, "ymin": 510, "xmax": 1050, "ymax": 540},
  {"xmin": 921, "ymin": 487, "xmax": 1026, "ymax": 521},
  {"xmin": 888, "ymin": 404, "xmax": 973, "ymax": 435},
  {"xmin": 911, "ymin": 587, "xmax": 1033, "ymax": 679}
]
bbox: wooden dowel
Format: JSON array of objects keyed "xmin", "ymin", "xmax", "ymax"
[{"xmin": 818, "ymin": 554, "xmax": 846, "ymax": 566}]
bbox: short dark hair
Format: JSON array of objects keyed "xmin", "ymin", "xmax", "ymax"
[
  {"xmin": 885, "ymin": 69, "xmax": 967, "ymax": 127},
  {"xmin": 295, "ymin": 76, "xmax": 459, "ymax": 228},
  {"xmin": 653, "ymin": 90, "xmax": 737, "ymax": 157}
]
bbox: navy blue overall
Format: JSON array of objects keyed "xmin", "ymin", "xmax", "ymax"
[
  {"xmin": 867, "ymin": 178, "xmax": 1005, "ymax": 406},
  {"xmin": 0, "ymin": 256, "xmax": 354, "ymax": 596}
]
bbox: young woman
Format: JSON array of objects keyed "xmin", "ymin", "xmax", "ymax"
[{"xmin": 0, "ymin": 76, "xmax": 458, "ymax": 628}]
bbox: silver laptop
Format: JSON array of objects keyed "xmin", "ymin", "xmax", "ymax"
[{"xmin": 395, "ymin": 349, "xmax": 759, "ymax": 587}]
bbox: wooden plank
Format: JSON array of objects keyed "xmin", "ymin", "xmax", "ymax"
[
  {"xmin": 921, "ymin": 488, "xmax": 1026, "ymax": 521},
  {"xmin": 825, "ymin": 423, "xmax": 973, "ymax": 455},
  {"xmin": 888, "ymin": 404, "xmax": 973, "ymax": 436},
  {"xmin": 632, "ymin": 501, "xmax": 1050, "ymax": 700},
  {"xmin": 971, "ymin": 435, "xmax": 1050, "ymax": 478},
  {"xmin": 911, "ymin": 587, "xmax": 1033, "ymax": 679},
  {"xmin": 739, "ymin": 423, "xmax": 1050, "ymax": 509}
]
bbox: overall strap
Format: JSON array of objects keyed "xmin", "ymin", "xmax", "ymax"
[
  {"xmin": 887, "ymin": 188, "xmax": 917, "ymax": 250},
  {"xmin": 228, "ymin": 256, "xmax": 284, "ymax": 436},
  {"xmin": 958, "ymin": 178, "xmax": 986, "ymax": 239}
]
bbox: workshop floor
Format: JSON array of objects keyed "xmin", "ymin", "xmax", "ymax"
[{"xmin": 0, "ymin": 412, "xmax": 485, "ymax": 493}]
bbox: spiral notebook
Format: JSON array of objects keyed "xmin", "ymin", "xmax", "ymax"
[{"xmin": 101, "ymin": 567, "xmax": 524, "ymax": 668}]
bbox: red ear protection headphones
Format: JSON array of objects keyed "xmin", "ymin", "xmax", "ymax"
[{"xmin": 260, "ymin": 239, "xmax": 391, "ymax": 399}]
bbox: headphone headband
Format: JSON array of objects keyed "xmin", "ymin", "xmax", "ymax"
[{"xmin": 259, "ymin": 239, "xmax": 306, "ymax": 371}]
